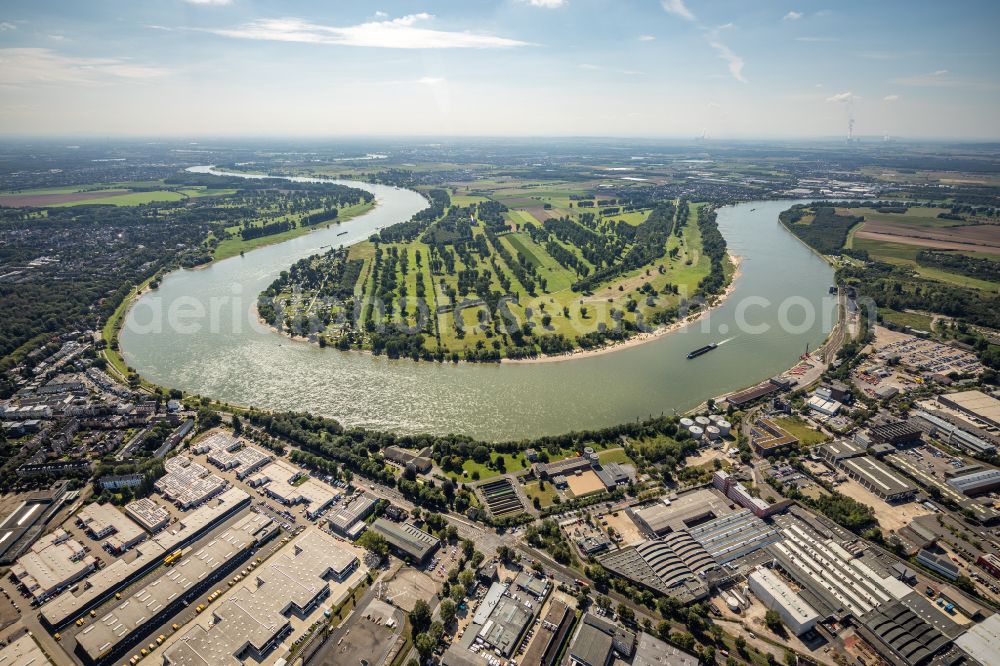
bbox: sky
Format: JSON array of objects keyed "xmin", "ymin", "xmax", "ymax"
[{"xmin": 0, "ymin": 0, "xmax": 998, "ymax": 139}]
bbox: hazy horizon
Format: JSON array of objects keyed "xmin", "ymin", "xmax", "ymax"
[{"xmin": 1, "ymin": 0, "xmax": 998, "ymax": 139}]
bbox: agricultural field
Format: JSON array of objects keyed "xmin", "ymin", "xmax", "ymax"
[
  {"xmin": 0, "ymin": 181, "xmax": 239, "ymax": 207},
  {"xmin": 260, "ymin": 183, "xmax": 731, "ymax": 361}
]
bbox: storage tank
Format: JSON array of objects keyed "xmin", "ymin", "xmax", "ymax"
[
  {"xmin": 695, "ymin": 416, "xmax": 711, "ymax": 427},
  {"xmin": 709, "ymin": 414, "xmax": 725, "ymax": 424},
  {"xmin": 733, "ymin": 589, "xmax": 748, "ymax": 608},
  {"xmin": 716, "ymin": 420, "xmax": 732, "ymax": 436},
  {"xmin": 724, "ymin": 595, "xmax": 741, "ymax": 613},
  {"xmin": 688, "ymin": 425, "xmax": 704, "ymax": 440},
  {"xmin": 706, "ymin": 426, "xmax": 721, "ymax": 440},
  {"xmin": 679, "ymin": 417, "xmax": 695, "ymax": 432},
  {"xmin": 584, "ymin": 446, "xmax": 595, "ymax": 456}
]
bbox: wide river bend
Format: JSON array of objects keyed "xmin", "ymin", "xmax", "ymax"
[{"xmin": 120, "ymin": 170, "xmax": 834, "ymax": 439}]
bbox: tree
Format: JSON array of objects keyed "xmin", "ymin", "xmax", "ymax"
[
  {"xmin": 459, "ymin": 569, "xmax": 475, "ymax": 590},
  {"xmin": 616, "ymin": 603, "xmax": 634, "ymax": 625},
  {"xmin": 462, "ymin": 539, "xmax": 475, "ymax": 559},
  {"xmin": 765, "ymin": 609, "xmax": 784, "ymax": 634},
  {"xmin": 439, "ymin": 599, "xmax": 457, "ymax": 625},
  {"xmin": 450, "ymin": 582, "xmax": 466, "ymax": 602},
  {"xmin": 409, "ymin": 599, "xmax": 432, "ymax": 635},
  {"xmin": 415, "ymin": 632, "xmax": 436, "ymax": 658},
  {"xmin": 356, "ymin": 530, "xmax": 389, "ymax": 557},
  {"xmin": 735, "ymin": 636, "xmax": 747, "ymax": 654}
]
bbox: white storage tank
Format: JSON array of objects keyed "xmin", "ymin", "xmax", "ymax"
[
  {"xmin": 709, "ymin": 414, "xmax": 725, "ymax": 424},
  {"xmin": 706, "ymin": 425, "xmax": 721, "ymax": 440},
  {"xmin": 688, "ymin": 425, "xmax": 704, "ymax": 439},
  {"xmin": 695, "ymin": 416, "xmax": 711, "ymax": 427},
  {"xmin": 725, "ymin": 595, "xmax": 741, "ymax": 613},
  {"xmin": 679, "ymin": 417, "xmax": 695, "ymax": 432},
  {"xmin": 716, "ymin": 420, "xmax": 732, "ymax": 436}
]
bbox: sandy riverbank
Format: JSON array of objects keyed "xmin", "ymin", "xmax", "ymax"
[{"xmin": 502, "ymin": 252, "xmax": 744, "ymax": 365}]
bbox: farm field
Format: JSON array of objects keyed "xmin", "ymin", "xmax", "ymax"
[{"xmin": 850, "ymin": 237, "xmax": 999, "ymax": 291}]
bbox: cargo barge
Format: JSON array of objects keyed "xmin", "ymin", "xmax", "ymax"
[{"xmin": 687, "ymin": 343, "xmax": 718, "ymax": 359}]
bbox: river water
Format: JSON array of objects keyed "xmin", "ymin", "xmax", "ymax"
[{"xmin": 120, "ymin": 169, "xmax": 835, "ymax": 440}]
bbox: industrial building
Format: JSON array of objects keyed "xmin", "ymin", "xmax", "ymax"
[
  {"xmin": 806, "ymin": 395, "xmax": 841, "ymax": 417},
  {"xmin": 627, "ymin": 488, "xmax": 734, "ymax": 537},
  {"xmin": 954, "ymin": 613, "xmax": 1000, "ymax": 666},
  {"xmin": 41, "ymin": 488, "xmax": 251, "ymax": 628},
  {"xmin": 977, "ymin": 553, "xmax": 1000, "ymax": 579},
  {"xmin": 886, "ymin": 453, "xmax": 1000, "ymax": 525},
  {"xmin": 476, "ymin": 594, "xmax": 534, "ymax": 657},
  {"xmin": 856, "ymin": 599, "xmax": 953, "ymax": 666},
  {"xmin": 163, "ymin": 529, "xmax": 362, "ymax": 666},
  {"xmin": 534, "ymin": 455, "xmax": 593, "ymax": 480},
  {"xmin": 10, "ymin": 529, "xmax": 96, "ymax": 604},
  {"xmin": 915, "ymin": 549, "xmax": 959, "ymax": 580},
  {"xmin": 724, "ymin": 378, "xmax": 785, "ymax": 408},
  {"xmin": 938, "ymin": 390, "xmax": 1000, "ymax": 430},
  {"xmin": 124, "ymin": 498, "xmax": 170, "ymax": 533},
  {"xmin": 818, "ymin": 439, "xmax": 866, "ymax": 464},
  {"xmin": 868, "ymin": 421, "xmax": 923, "ymax": 448},
  {"xmin": 749, "ymin": 418, "xmax": 799, "ymax": 456},
  {"xmin": 0, "ymin": 482, "xmax": 71, "ymax": 564},
  {"xmin": 687, "ymin": 509, "xmax": 783, "ymax": 564},
  {"xmin": 205, "ymin": 442, "xmax": 272, "ymax": 479},
  {"xmin": 75, "ymin": 513, "xmax": 276, "ymax": 663},
  {"xmin": 911, "ymin": 410, "xmax": 997, "ymax": 457},
  {"xmin": 946, "ymin": 467, "xmax": 1000, "ymax": 496},
  {"xmin": 327, "ymin": 492, "xmax": 378, "ymax": 537},
  {"xmin": 520, "ymin": 600, "xmax": 573, "ymax": 666},
  {"xmin": 713, "ymin": 471, "xmax": 776, "ymax": 517},
  {"xmin": 747, "ymin": 566, "xmax": 820, "ymax": 636},
  {"xmin": 0, "ymin": 634, "xmax": 54, "ymax": 666},
  {"xmin": 77, "ymin": 502, "xmax": 146, "ymax": 554},
  {"xmin": 837, "ymin": 455, "xmax": 917, "ymax": 501},
  {"xmin": 155, "ymin": 456, "xmax": 227, "ymax": 509},
  {"xmin": 627, "ymin": 632, "xmax": 698, "ymax": 666},
  {"xmin": 369, "ymin": 518, "xmax": 440, "ymax": 564},
  {"xmin": 767, "ymin": 515, "xmax": 909, "ymax": 620},
  {"xmin": 599, "ymin": 532, "xmax": 713, "ymax": 603},
  {"xmin": 248, "ymin": 460, "xmax": 339, "ymax": 519},
  {"xmin": 568, "ymin": 613, "xmax": 635, "ymax": 666}
]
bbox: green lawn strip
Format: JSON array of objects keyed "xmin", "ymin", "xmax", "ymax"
[
  {"xmin": 879, "ymin": 309, "xmax": 935, "ymax": 331},
  {"xmin": 772, "ymin": 416, "xmax": 829, "ymax": 446},
  {"xmin": 523, "ymin": 480, "xmax": 559, "ymax": 508}
]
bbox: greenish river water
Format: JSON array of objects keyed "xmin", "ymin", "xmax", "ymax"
[{"xmin": 120, "ymin": 169, "xmax": 835, "ymax": 440}]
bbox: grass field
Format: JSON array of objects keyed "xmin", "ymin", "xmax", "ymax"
[
  {"xmin": 880, "ymin": 309, "xmax": 935, "ymax": 331},
  {"xmin": 772, "ymin": 416, "xmax": 828, "ymax": 446},
  {"xmin": 597, "ymin": 448, "xmax": 634, "ymax": 466},
  {"xmin": 523, "ymin": 479, "xmax": 559, "ymax": 508},
  {"xmin": 52, "ymin": 190, "xmax": 188, "ymax": 206},
  {"xmin": 448, "ymin": 451, "xmax": 530, "ymax": 482},
  {"xmin": 850, "ymin": 237, "xmax": 999, "ymax": 292}
]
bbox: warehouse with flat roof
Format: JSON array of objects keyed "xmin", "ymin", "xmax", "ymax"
[
  {"xmin": 327, "ymin": 492, "xmax": 378, "ymax": 536},
  {"xmin": 75, "ymin": 512, "xmax": 275, "ymax": 663},
  {"xmin": 0, "ymin": 633, "xmax": 54, "ymax": 666},
  {"xmin": 40, "ymin": 488, "xmax": 250, "ymax": 628},
  {"xmin": 627, "ymin": 488, "xmax": 733, "ymax": 537},
  {"xmin": 370, "ymin": 518, "xmax": 440, "ymax": 563},
  {"xmin": 955, "ymin": 613, "xmax": 1000, "ymax": 666},
  {"xmin": 124, "ymin": 498, "xmax": 170, "ymax": 533},
  {"xmin": 687, "ymin": 509, "xmax": 782, "ymax": 564},
  {"xmin": 946, "ymin": 468, "xmax": 1000, "ymax": 496},
  {"xmin": 838, "ymin": 455, "xmax": 917, "ymax": 501},
  {"xmin": 10, "ymin": 529, "xmax": 96, "ymax": 604},
  {"xmin": 476, "ymin": 594, "xmax": 534, "ymax": 657},
  {"xmin": 938, "ymin": 390, "xmax": 1000, "ymax": 429},
  {"xmin": 748, "ymin": 566, "xmax": 820, "ymax": 636},
  {"xmin": 163, "ymin": 529, "xmax": 362, "ymax": 666}
]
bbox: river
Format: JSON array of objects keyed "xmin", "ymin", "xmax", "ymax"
[{"xmin": 120, "ymin": 169, "xmax": 835, "ymax": 440}]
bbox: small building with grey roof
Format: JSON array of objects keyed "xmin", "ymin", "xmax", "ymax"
[
  {"xmin": 370, "ymin": 518, "xmax": 440, "ymax": 564},
  {"xmin": 327, "ymin": 492, "xmax": 378, "ymax": 536}
]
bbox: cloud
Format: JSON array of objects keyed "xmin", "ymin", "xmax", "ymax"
[
  {"xmin": 708, "ymin": 41, "xmax": 745, "ymax": 83},
  {"xmin": 183, "ymin": 0, "xmax": 233, "ymax": 5},
  {"xmin": 883, "ymin": 94, "xmax": 899, "ymax": 102},
  {"xmin": 415, "ymin": 76, "xmax": 445, "ymax": 85},
  {"xmin": 783, "ymin": 11, "xmax": 804, "ymax": 20},
  {"xmin": 579, "ymin": 63, "xmax": 642, "ymax": 75},
  {"xmin": 661, "ymin": 0, "xmax": 696, "ymax": 21},
  {"xmin": 716, "ymin": 22, "xmax": 735, "ymax": 30},
  {"xmin": 0, "ymin": 48, "xmax": 170, "ymax": 86},
  {"xmin": 826, "ymin": 91, "xmax": 855, "ymax": 102},
  {"xmin": 707, "ymin": 101, "xmax": 721, "ymax": 109},
  {"xmin": 795, "ymin": 36, "xmax": 838, "ymax": 42},
  {"xmin": 205, "ymin": 14, "xmax": 529, "ymax": 49},
  {"xmin": 0, "ymin": 22, "xmax": 16, "ymax": 31},
  {"xmin": 637, "ymin": 35, "xmax": 655, "ymax": 41},
  {"xmin": 374, "ymin": 11, "xmax": 388, "ymax": 18},
  {"xmin": 523, "ymin": 0, "xmax": 566, "ymax": 7}
]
